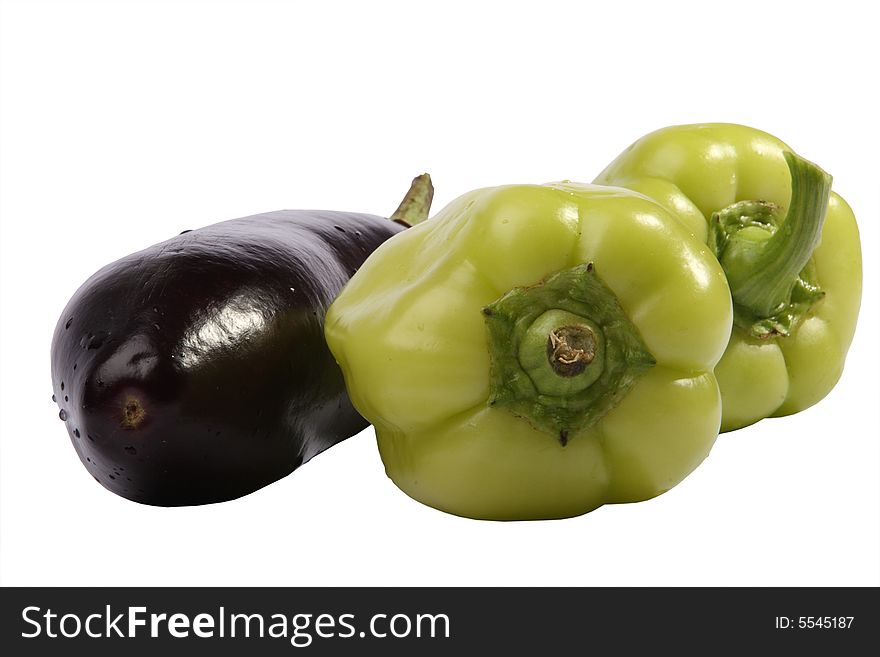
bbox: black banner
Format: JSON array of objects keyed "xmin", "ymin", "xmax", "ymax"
[{"xmin": 1, "ymin": 587, "xmax": 876, "ymax": 654}]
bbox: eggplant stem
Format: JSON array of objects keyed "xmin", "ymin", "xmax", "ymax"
[{"xmin": 391, "ymin": 173, "xmax": 434, "ymax": 227}]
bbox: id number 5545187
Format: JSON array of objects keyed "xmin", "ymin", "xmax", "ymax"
[{"xmin": 775, "ymin": 617, "xmax": 854, "ymax": 629}]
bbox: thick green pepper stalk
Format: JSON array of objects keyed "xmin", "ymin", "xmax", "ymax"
[
  {"xmin": 709, "ymin": 152, "xmax": 829, "ymax": 337},
  {"xmin": 596, "ymin": 124, "xmax": 861, "ymax": 431}
]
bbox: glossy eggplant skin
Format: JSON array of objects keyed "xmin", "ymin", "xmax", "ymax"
[{"xmin": 51, "ymin": 210, "xmax": 403, "ymax": 506}]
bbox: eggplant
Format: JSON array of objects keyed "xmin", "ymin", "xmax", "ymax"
[{"xmin": 50, "ymin": 175, "xmax": 432, "ymax": 506}]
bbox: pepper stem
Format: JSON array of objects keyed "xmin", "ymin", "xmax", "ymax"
[
  {"xmin": 548, "ymin": 325, "xmax": 597, "ymax": 376},
  {"xmin": 718, "ymin": 152, "xmax": 831, "ymax": 319},
  {"xmin": 390, "ymin": 173, "xmax": 434, "ymax": 227},
  {"xmin": 517, "ymin": 310, "xmax": 605, "ymax": 396}
]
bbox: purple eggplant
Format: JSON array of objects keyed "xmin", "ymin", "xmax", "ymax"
[{"xmin": 50, "ymin": 176, "xmax": 432, "ymax": 506}]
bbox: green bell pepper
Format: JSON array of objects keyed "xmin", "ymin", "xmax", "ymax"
[
  {"xmin": 325, "ymin": 183, "xmax": 732, "ymax": 520},
  {"xmin": 595, "ymin": 124, "xmax": 862, "ymax": 432}
]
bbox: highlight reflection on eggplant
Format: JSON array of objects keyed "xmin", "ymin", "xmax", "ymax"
[{"xmin": 50, "ymin": 175, "xmax": 433, "ymax": 506}]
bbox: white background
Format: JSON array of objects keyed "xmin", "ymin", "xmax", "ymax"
[{"xmin": 1, "ymin": 0, "xmax": 878, "ymax": 586}]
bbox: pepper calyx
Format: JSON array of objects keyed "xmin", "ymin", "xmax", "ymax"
[{"xmin": 482, "ymin": 263, "xmax": 655, "ymax": 444}]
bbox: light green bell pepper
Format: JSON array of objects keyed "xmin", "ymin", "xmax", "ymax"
[
  {"xmin": 596, "ymin": 124, "xmax": 861, "ymax": 431},
  {"xmin": 326, "ymin": 183, "xmax": 731, "ymax": 520}
]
